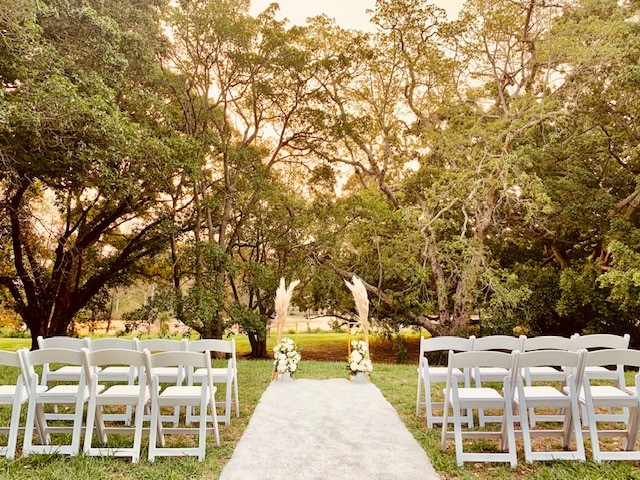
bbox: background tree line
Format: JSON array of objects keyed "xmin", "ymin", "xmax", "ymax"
[{"xmin": 2, "ymin": 0, "xmax": 640, "ymax": 353}]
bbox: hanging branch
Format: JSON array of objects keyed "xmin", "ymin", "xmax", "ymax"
[
  {"xmin": 344, "ymin": 275, "xmax": 370, "ymax": 349},
  {"xmin": 274, "ymin": 277, "xmax": 300, "ymax": 344}
]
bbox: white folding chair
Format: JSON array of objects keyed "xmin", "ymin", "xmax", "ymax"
[
  {"xmin": 186, "ymin": 338, "xmax": 239, "ymax": 425},
  {"xmin": 441, "ymin": 350, "xmax": 518, "ymax": 467},
  {"xmin": 0, "ymin": 351, "xmax": 28, "ymax": 459},
  {"xmin": 18, "ymin": 348, "xmax": 93, "ymax": 456},
  {"xmin": 138, "ymin": 339, "xmax": 188, "ymax": 427},
  {"xmin": 513, "ymin": 349, "xmax": 586, "ymax": 462},
  {"xmin": 82, "ymin": 348, "xmax": 151, "ymax": 463},
  {"xmin": 580, "ymin": 349, "xmax": 640, "ymax": 462},
  {"xmin": 415, "ymin": 336, "xmax": 473, "ymax": 428},
  {"xmin": 471, "ymin": 335, "xmax": 525, "ymax": 425},
  {"xmin": 574, "ymin": 333, "xmax": 630, "ymax": 423},
  {"xmin": 90, "ymin": 338, "xmax": 140, "ymax": 424},
  {"xmin": 145, "ymin": 349, "xmax": 220, "ymax": 462},
  {"xmin": 521, "ymin": 336, "xmax": 575, "ymax": 426}
]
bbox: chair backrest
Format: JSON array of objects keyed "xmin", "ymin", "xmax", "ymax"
[
  {"xmin": 0, "ymin": 350, "xmax": 21, "ymax": 369},
  {"xmin": 37, "ymin": 336, "xmax": 89, "ymax": 350},
  {"xmin": 138, "ymin": 338, "xmax": 186, "ymax": 353},
  {"xmin": 471, "ymin": 335, "xmax": 525, "ymax": 352},
  {"xmin": 89, "ymin": 337, "xmax": 139, "ymax": 351},
  {"xmin": 84, "ymin": 348, "xmax": 146, "ymax": 368},
  {"xmin": 82, "ymin": 348, "xmax": 150, "ymax": 385},
  {"xmin": 574, "ymin": 333, "xmax": 630, "ymax": 351},
  {"xmin": 419, "ymin": 336, "xmax": 473, "ymax": 355},
  {"xmin": 188, "ymin": 338, "xmax": 235, "ymax": 355},
  {"xmin": 522, "ymin": 336, "xmax": 574, "ymax": 352},
  {"xmin": 146, "ymin": 350, "xmax": 211, "ymax": 370},
  {"xmin": 515, "ymin": 349, "xmax": 585, "ymax": 387},
  {"xmin": 448, "ymin": 350, "xmax": 515, "ymax": 371},
  {"xmin": 18, "ymin": 348, "xmax": 86, "ymax": 391},
  {"xmin": 583, "ymin": 348, "xmax": 640, "ymax": 369}
]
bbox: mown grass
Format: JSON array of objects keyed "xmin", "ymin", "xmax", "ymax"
[{"xmin": 0, "ymin": 336, "xmax": 639, "ymax": 479}]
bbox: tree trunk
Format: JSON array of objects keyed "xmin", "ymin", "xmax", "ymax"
[
  {"xmin": 423, "ymin": 231, "xmax": 451, "ymax": 328},
  {"xmin": 247, "ymin": 331, "xmax": 268, "ymax": 358}
]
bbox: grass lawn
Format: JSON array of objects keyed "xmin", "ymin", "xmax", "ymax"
[{"xmin": 0, "ymin": 335, "xmax": 638, "ymax": 479}]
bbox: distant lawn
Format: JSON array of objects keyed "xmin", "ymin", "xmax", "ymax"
[{"xmin": 1, "ymin": 334, "xmax": 639, "ymax": 479}]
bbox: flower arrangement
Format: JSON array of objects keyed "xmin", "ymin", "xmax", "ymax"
[
  {"xmin": 348, "ymin": 340, "xmax": 373, "ymax": 375},
  {"xmin": 273, "ymin": 337, "xmax": 301, "ymax": 376}
]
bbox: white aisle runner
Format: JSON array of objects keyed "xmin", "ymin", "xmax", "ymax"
[{"xmin": 219, "ymin": 378, "xmax": 440, "ymax": 480}]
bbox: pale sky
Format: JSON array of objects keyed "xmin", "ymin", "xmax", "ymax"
[{"xmin": 249, "ymin": 0, "xmax": 465, "ymax": 31}]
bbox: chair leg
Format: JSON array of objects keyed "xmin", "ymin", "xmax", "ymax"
[
  {"xmin": 132, "ymin": 397, "xmax": 146, "ymax": 464},
  {"xmin": 424, "ymin": 377, "xmax": 434, "ymax": 428},
  {"xmin": 440, "ymin": 390, "xmax": 450, "ymax": 450},
  {"xmin": 233, "ymin": 373, "xmax": 240, "ymax": 418},
  {"xmin": 198, "ymin": 393, "xmax": 207, "ymax": 461},
  {"xmin": 22, "ymin": 393, "xmax": 38, "ymax": 456},
  {"xmin": 452, "ymin": 395, "xmax": 464, "ymax": 467},
  {"xmin": 584, "ymin": 393, "xmax": 601, "ymax": 463},
  {"xmin": 209, "ymin": 385, "xmax": 220, "ymax": 446},
  {"xmin": 149, "ymin": 396, "xmax": 159, "ymax": 461},
  {"xmin": 416, "ymin": 364, "xmax": 423, "ymax": 416},
  {"xmin": 70, "ymin": 391, "xmax": 85, "ymax": 455},
  {"xmin": 83, "ymin": 390, "xmax": 97, "ymax": 454},
  {"xmin": 623, "ymin": 405, "xmax": 640, "ymax": 451},
  {"xmin": 518, "ymin": 398, "xmax": 533, "ymax": 462},
  {"xmin": 6, "ymin": 396, "xmax": 21, "ymax": 460},
  {"xmin": 500, "ymin": 380, "xmax": 517, "ymax": 468},
  {"xmin": 225, "ymin": 375, "xmax": 233, "ymax": 425},
  {"xmin": 570, "ymin": 393, "xmax": 585, "ymax": 460}
]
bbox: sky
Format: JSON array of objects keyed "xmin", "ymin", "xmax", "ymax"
[{"xmin": 249, "ymin": 0, "xmax": 465, "ymax": 31}]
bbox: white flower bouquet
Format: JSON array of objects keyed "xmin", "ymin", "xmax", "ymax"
[
  {"xmin": 273, "ymin": 337, "xmax": 301, "ymax": 376},
  {"xmin": 348, "ymin": 340, "xmax": 373, "ymax": 375}
]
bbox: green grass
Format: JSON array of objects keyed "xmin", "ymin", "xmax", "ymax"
[{"xmin": 1, "ymin": 335, "xmax": 639, "ymax": 479}]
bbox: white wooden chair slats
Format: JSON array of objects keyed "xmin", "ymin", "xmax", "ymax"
[
  {"xmin": 145, "ymin": 349, "xmax": 220, "ymax": 461},
  {"xmin": 578, "ymin": 348, "xmax": 640, "ymax": 462},
  {"xmin": 441, "ymin": 350, "xmax": 518, "ymax": 468},
  {"xmin": 186, "ymin": 338, "xmax": 239, "ymax": 425},
  {"xmin": 82, "ymin": 348, "xmax": 151, "ymax": 463},
  {"xmin": 0, "ymin": 351, "xmax": 28, "ymax": 459},
  {"xmin": 471, "ymin": 335, "xmax": 526, "ymax": 426},
  {"xmin": 18, "ymin": 348, "xmax": 93, "ymax": 457},
  {"xmin": 512, "ymin": 349, "xmax": 586, "ymax": 462},
  {"xmin": 416, "ymin": 336, "xmax": 473, "ymax": 428}
]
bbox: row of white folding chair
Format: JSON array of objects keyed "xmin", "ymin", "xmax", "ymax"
[
  {"xmin": 442, "ymin": 349, "xmax": 585, "ymax": 467},
  {"xmin": 416, "ymin": 335, "xmax": 526, "ymax": 427},
  {"xmin": 417, "ymin": 333, "xmax": 631, "ymax": 427},
  {"xmin": 37, "ymin": 336, "xmax": 239, "ymax": 426},
  {"xmin": 11, "ymin": 347, "xmax": 220, "ymax": 462},
  {"xmin": 442, "ymin": 348, "xmax": 640, "ymax": 466}
]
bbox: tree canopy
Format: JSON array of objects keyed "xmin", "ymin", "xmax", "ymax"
[{"xmin": 2, "ymin": 0, "xmax": 640, "ymax": 351}]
